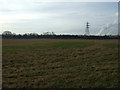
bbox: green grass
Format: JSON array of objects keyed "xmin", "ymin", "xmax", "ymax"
[
  {"xmin": 103, "ymin": 43, "xmax": 118, "ymax": 48},
  {"xmin": 3, "ymin": 40, "xmax": 95, "ymax": 51},
  {"xmin": 3, "ymin": 42, "xmax": 94, "ymax": 51},
  {"xmin": 2, "ymin": 39, "xmax": 119, "ymax": 88},
  {"xmin": 52, "ymin": 41, "xmax": 94, "ymax": 48}
]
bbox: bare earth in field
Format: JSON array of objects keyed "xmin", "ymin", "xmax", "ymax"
[{"xmin": 2, "ymin": 39, "xmax": 118, "ymax": 88}]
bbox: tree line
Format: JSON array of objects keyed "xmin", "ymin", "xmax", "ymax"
[{"xmin": 1, "ymin": 31, "xmax": 120, "ymax": 39}]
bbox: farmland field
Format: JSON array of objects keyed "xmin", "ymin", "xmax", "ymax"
[{"xmin": 2, "ymin": 39, "xmax": 119, "ymax": 88}]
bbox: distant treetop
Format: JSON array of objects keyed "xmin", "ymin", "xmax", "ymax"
[{"xmin": 2, "ymin": 31, "xmax": 12, "ymax": 35}]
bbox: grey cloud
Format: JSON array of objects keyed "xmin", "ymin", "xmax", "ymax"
[{"xmin": 0, "ymin": 2, "xmax": 117, "ymax": 35}]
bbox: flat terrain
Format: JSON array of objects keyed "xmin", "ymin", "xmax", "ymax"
[{"xmin": 2, "ymin": 39, "xmax": 119, "ymax": 88}]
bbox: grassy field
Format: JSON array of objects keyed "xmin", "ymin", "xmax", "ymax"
[{"xmin": 2, "ymin": 39, "xmax": 119, "ymax": 88}]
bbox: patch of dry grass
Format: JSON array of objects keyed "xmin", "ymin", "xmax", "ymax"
[{"xmin": 2, "ymin": 39, "xmax": 119, "ymax": 88}]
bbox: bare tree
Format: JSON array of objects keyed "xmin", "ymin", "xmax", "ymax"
[{"xmin": 43, "ymin": 32, "xmax": 55, "ymax": 35}]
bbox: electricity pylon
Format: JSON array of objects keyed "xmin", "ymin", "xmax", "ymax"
[{"xmin": 85, "ymin": 22, "xmax": 90, "ymax": 35}]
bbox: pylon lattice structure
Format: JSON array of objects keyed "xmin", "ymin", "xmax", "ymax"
[{"xmin": 85, "ymin": 22, "xmax": 90, "ymax": 35}]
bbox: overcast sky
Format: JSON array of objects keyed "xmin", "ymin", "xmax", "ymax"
[{"xmin": 0, "ymin": 0, "xmax": 118, "ymax": 35}]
